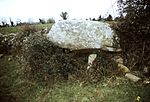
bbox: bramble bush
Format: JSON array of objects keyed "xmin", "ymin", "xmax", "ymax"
[
  {"xmin": 19, "ymin": 32, "xmax": 118, "ymax": 83},
  {"xmin": 0, "ymin": 33, "xmax": 16, "ymax": 54},
  {"xmin": 20, "ymin": 33, "xmax": 88, "ymax": 82},
  {"xmin": 116, "ymin": 0, "xmax": 150, "ymax": 73}
]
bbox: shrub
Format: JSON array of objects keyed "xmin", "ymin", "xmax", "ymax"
[
  {"xmin": 105, "ymin": 14, "xmax": 113, "ymax": 21},
  {"xmin": 60, "ymin": 12, "xmax": 68, "ymax": 20},
  {"xmin": 18, "ymin": 32, "xmax": 119, "ymax": 83},
  {"xmin": 86, "ymin": 51, "xmax": 118, "ymax": 83},
  {"xmin": 39, "ymin": 18, "xmax": 46, "ymax": 24},
  {"xmin": 20, "ymin": 33, "xmax": 88, "ymax": 82},
  {"xmin": 47, "ymin": 18, "xmax": 55, "ymax": 23},
  {"xmin": 0, "ymin": 33, "xmax": 16, "ymax": 54},
  {"xmin": 116, "ymin": 0, "xmax": 150, "ymax": 72},
  {"xmin": 21, "ymin": 25, "xmax": 38, "ymax": 35}
]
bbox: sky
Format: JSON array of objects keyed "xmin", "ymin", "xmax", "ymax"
[{"xmin": 0, "ymin": 0, "xmax": 119, "ymax": 23}]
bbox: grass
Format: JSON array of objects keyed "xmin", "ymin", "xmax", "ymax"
[
  {"xmin": 0, "ymin": 23, "xmax": 53, "ymax": 34},
  {"xmin": 0, "ymin": 55, "xmax": 150, "ymax": 102},
  {"xmin": 48, "ymin": 79, "xmax": 150, "ymax": 102}
]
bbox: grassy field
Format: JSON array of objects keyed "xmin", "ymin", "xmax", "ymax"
[
  {"xmin": 0, "ymin": 55, "xmax": 150, "ymax": 102},
  {"xmin": 0, "ymin": 23, "xmax": 52, "ymax": 34}
]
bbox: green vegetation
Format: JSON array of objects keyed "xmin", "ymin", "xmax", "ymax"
[
  {"xmin": 0, "ymin": 9, "xmax": 150, "ymax": 101},
  {"xmin": 117, "ymin": 0, "xmax": 150, "ymax": 71},
  {"xmin": 0, "ymin": 55, "xmax": 150, "ymax": 102},
  {"xmin": 0, "ymin": 26, "xmax": 21, "ymax": 34},
  {"xmin": 0, "ymin": 23, "xmax": 52, "ymax": 34}
]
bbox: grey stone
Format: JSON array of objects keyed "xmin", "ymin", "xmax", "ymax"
[
  {"xmin": 0, "ymin": 54, "xmax": 3, "ymax": 58},
  {"xmin": 47, "ymin": 20, "xmax": 114, "ymax": 51}
]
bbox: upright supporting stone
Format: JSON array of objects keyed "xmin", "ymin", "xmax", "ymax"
[{"xmin": 87, "ymin": 54, "xmax": 97, "ymax": 70}]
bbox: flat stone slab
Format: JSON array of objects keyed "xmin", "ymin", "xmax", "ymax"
[{"xmin": 47, "ymin": 20, "xmax": 114, "ymax": 50}]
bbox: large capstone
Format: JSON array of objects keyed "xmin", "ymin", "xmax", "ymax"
[{"xmin": 47, "ymin": 20, "xmax": 114, "ymax": 50}]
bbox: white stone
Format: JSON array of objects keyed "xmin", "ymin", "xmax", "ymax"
[
  {"xmin": 47, "ymin": 20, "xmax": 114, "ymax": 50},
  {"xmin": 47, "ymin": 20, "xmax": 119, "ymax": 70},
  {"xmin": 87, "ymin": 54, "xmax": 97, "ymax": 70}
]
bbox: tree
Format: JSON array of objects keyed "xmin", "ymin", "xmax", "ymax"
[
  {"xmin": 106, "ymin": 14, "xmax": 113, "ymax": 21},
  {"xmin": 116, "ymin": 0, "xmax": 150, "ymax": 71},
  {"xmin": 39, "ymin": 18, "xmax": 46, "ymax": 24},
  {"xmin": 2, "ymin": 21, "xmax": 5, "ymax": 26},
  {"xmin": 1, "ymin": 21, "xmax": 9, "ymax": 27},
  {"xmin": 97, "ymin": 15, "xmax": 102, "ymax": 21},
  {"xmin": 10, "ymin": 18, "xmax": 14, "ymax": 27},
  {"xmin": 92, "ymin": 18, "xmax": 96, "ymax": 21},
  {"xmin": 60, "ymin": 12, "xmax": 68, "ymax": 20},
  {"xmin": 114, "ymin": 14, "xmax": 124, "ymax": 21},
  {"xmin": 47, "ymin": 18, "xmax": 55, "ymax": 23},
  {"xmin": 16, "ymin": 19, "xmax": 22, "ymax": 26}
]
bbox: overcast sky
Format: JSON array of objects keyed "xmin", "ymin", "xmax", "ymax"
[{"xmin": 0, "ymin": 0, "xmax": 119, "ymax": 23}]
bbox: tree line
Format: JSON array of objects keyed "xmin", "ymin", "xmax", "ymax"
[{"xmin": 0, "ymin": 11, "xmax": 124, "ymax": 27}]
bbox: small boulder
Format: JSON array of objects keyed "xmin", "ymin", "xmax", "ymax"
[{"xmin": 0, "ymin": 54, "xmax": 3, "ymax": 58}]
